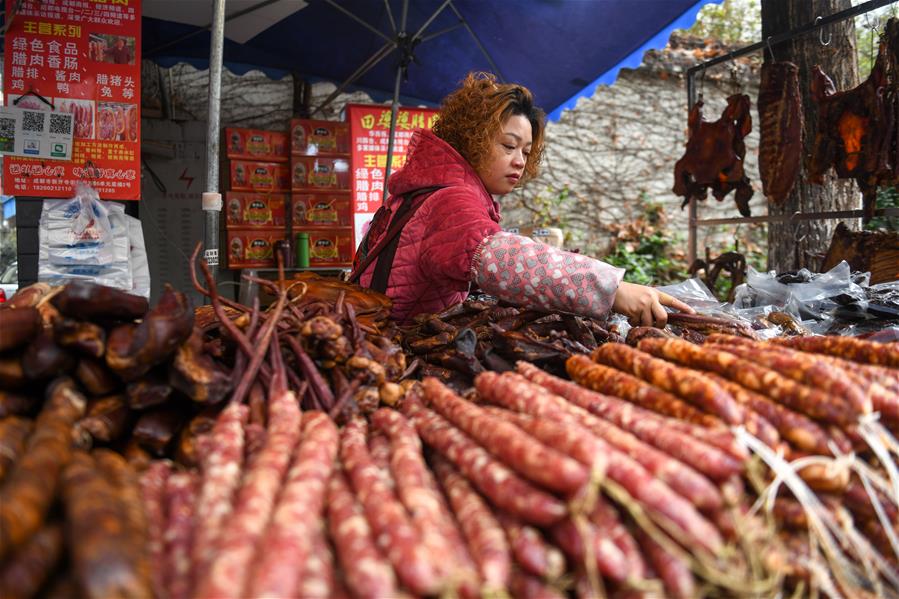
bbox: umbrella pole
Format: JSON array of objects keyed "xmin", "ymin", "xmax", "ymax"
[
  {"xmin": 203, "ymin": 0, "xmax": 227, "ymax": 292},
  {"xmin": 382, "ymin": 0, "xmax": 409, "ymax": 203}
]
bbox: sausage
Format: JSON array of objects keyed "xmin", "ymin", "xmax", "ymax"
[
  {"xmin": 422, "ymin": 377, "xmax": 589, "ymax": 495},
  {"xmin": 298, "ymin": 521, "xmax": 337, "ymax": 599},
  {"xmin": 497, "ymin": 512, "xmax": 566, "ymax": 581},
  {"xmin": 93, "ymin": 449, "xmax": 151, "ymax": 588},
  {"xmin": 371, "ymin": 408, "xmax": 476, "ymax": 590},
  {"xmin": 634, "ymin": 527, "xmax": 696, "ymax": 599},
  {"xmin": 190, "ymin": 401, "xmax": 248, "ymax": 592},
  {"xmin": 0, "ymin": 416, "xmax": 33, "ymax": 483},
  {"xmin": 400, "ymin": 397, "xmax": 567, "ymax": 526},
  {"xmin": 22, "ymin": 332, "xmax": 76, "ymax": 381},
  {"xmin": 770, "ymin": 334, "xmax": 899, "ymax": 367},
  {"xmin": 509, "ymin": 569, "xmax": 567, "ymax": 599},
  {"xmin": 549, "ymin": 515, "xmax": 629, "ymax": 583},
  {"xmin": 0, "ymin": 522, "xmax": 64, "ymax": 599},
  {"xmin": 340, "ymin": 416, "xmax": 440, "ymax": 596},
  {"xmin": 125, "ymin": 374, "xmax": 173, "ymax": 410},
  {"xmin": 478, "ymin": 373, "xmax": 727, "ymax": 508},
  {"xmin": 636, "ymin": 338, "xmax": 857, "ymax": 426},
  {"xmin": 62, "ymin": 450, "xmax": 152, "ymax": 599},
  {"xmin": 511, "ymin": 365, "xmax": 747, "ymax": 482},
  {"xmin": 432, "ymin": 455, "xmax": 512, "ymax": 592},
  {"xmin": 592, "ymin": 343, "xmax": 746, "ymax": 425},
  {"xmin": 367, "ymin": 428, "xmax": 393, "ymax": 480},
  {"xmin": 164, "ymin": 470, "xmax": 199, "ymax": 599},
  {"xmin": 0, "ymin": 378, "xmax": 86, "ymax": 560},
  {"xmin": 139, "ymin": 460, "xmax": 172, "ymax": 599},
  {"xmin": 701, "ymin": 371, "xmax": 828, "ymax": 454},
  {"xmin": 590, "ymin": 498, "xmax": 649, "ymax": 582},
  {"xmin": 248, "ymin": 411, "xmax": 339, "ymax": 598},
  {"xmin": 705, "ymin": 337, "xmax": 868, "ymax": 414},
  {"xmin": 328, "ymin": 467, "xmax": 398, "ymax": 599},
  {"xmin": 197, "ymin": 386, "xmax": 302, "ymax": 598},
  {"xmin": 566, "ymin": 355, "xmax": 723, "ymax": 427}
]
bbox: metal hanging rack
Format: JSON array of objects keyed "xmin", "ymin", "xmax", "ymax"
[{"xmin": 685, "ymin": 0, "xmax": 899, "ymax": 265}]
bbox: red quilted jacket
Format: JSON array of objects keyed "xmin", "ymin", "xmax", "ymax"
[{"xmin": 358, "ymin": 129, "xmax": 501, "ymax": 323}]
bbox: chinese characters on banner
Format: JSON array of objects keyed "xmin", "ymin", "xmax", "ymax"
[
  {"xmin": 3, "ymin": 0, "xmax": 141, "ymax": 200},
  {"xmin": 345, "ymin": 103, "xmax": 438, "ymax": 247}
]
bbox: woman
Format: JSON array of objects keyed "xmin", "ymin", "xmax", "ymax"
[{"xmin": 352, "ymin": 72, "xmax": 692, "ymax": 325}]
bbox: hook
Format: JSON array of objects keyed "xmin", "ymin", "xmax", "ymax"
[
  {"xmin": 864, "ymin": 11, "xmax": 880, "ymax": 35},
  {"xmin": 816, "ymin": 16, "xmax": 832, "ymax": 46},
  {"xmin": 790, "ymin": 211, "xmax": 807, "ymax": 244},
  {"xmin": 12, "ymin": 87, "xmax": 54, "ymax": 109},
  {"xmin": 766, "ymin": 36, "xmax": 777, "ymax": 62}
]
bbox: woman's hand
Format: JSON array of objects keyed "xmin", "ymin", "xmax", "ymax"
[{"xmin": 612, "ymin": 281, "xmax": 695, "ymax": 327}]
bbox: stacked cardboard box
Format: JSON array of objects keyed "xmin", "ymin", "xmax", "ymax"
[
  {"xmin": 290, "ymin": 119, "xmax": 354, "ymax": 267},
  {"xmin": 223, "ymin": 128, "xmax": 290, "ymax": 269}
]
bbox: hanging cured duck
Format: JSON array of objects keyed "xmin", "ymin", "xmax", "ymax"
[{"xmin": 673, "ymin": 94, "xmax": 755, "ymax": 217}]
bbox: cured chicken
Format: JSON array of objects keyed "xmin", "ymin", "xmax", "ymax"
[
  {"xmin": 809, "ymin": 18, "xmax": 899, "ymax": 221},
  {"xmin": 758, "ymin": 61, "xmax": 804, "ymax": 205},
  {"xmin": 673, "ymin": 94, "xmax": 755, "ymax": 217}
]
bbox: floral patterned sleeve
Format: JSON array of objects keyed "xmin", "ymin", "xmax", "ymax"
[{"xmin": 471, "ymin": 231, "xmax": 625, "ymax": 319}]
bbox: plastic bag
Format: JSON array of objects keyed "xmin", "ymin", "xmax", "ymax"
[
  {"xmin": 40, "ymin": 183, "xmax": 114, "ymax": 266},
  {"xmin": 39, "ymin": 184, "xmax": 134, "ymax": 291}
]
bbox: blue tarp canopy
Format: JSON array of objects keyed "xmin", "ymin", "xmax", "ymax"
[{"xmin": 141, "ymin": 0, "xmax": 721, "ymax": 120}]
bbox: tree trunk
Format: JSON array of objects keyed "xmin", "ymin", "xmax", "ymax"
[{"xmin": 761, "ymin": 0, "xmax": 860, "ymax": 272}]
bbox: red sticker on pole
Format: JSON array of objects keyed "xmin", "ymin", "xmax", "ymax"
[{"xmin": 3, "ymin": 0, "xmax": 141, "ymax": 200}]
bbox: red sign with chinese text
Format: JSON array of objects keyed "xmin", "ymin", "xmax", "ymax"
[
  {"xmin": 345, "ymin": 103, "xmax": 438, "ymax": 247},
  {"xmin": 3, "ymin": 0, "xmax": 141, "ymax": 199}
]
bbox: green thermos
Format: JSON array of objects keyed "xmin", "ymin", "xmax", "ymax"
[{"xmin": 295, "ymin": 231, "xmax": 310, "ymax": 268}]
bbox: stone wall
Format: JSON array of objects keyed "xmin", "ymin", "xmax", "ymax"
[{"xmin": 142, "ymin": 38, "xmax": 768, "ymax": 263}]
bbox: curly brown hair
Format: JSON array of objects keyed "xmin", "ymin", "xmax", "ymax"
[{"xmin": 432, "ymin": 72, "xmax": 545, "ymax": 184}]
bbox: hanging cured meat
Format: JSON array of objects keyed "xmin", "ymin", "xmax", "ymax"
[
  {"xmin": 809, "ymin": 18, "xmax": 899, "ymax": 221},
  {"xmin": 673, "ymin": 94, "xmax": 755, "ymax": 217},
  {"xmin": 758, "ymin": 62, "xmax": 804, "ymax": 205}
]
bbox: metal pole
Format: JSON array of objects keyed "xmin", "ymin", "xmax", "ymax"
[
  {"xmin": 382, "ymin": 0, "xmax": 409, "ymax": 203},
  {"xmin": 686, "ymin": 70, "xmax": 697, "ymax": 266},
  {"xmin": 203, "ymin": 0, "xmax": 227, "ymax": 289}
]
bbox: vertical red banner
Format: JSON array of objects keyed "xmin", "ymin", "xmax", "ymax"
[
  {"xmin": 346, "ymin": 103, "xmax": 438, "ymax": 247},
  {"xmin": 3, "ymin": 0, "xmax": 141, "ymax": 200}
]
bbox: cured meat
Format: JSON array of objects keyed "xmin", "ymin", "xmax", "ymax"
[
  {"xmin": 190, "ymin": 401, "xmax": 248, "ymax": 592},
  {"xmin": 340, "ymin": 416, "xmax": 441, "ymax": 595},
  {"xmin": 770, "ymin": 334, "xmax": 899, "ymax": 368},
  {"xmin": 163, "ymin": 470, "xmax": 198, "ymax": 599},
  {"xmin": 637, "ymin": 338, "xmax": 857, "ymax": 426},
  {"xmin": 0, "ymin": 378, "xmax": 86, "ymax": 559},
  {"xmin": 758, "ymin": 61, "xmax": 803, "ymax": 205},
  {"xmin": 139, "ymin": 460, "xmax": 172, "ymax": 599},
  {"xmin": 328, "ymin": 468, "xmax": 398, "ymax": 599},
  {"xmin": 591, "ymin": 343, "xmax": 746, "ymax": 425},
  {"xmin": 566, "ymin": 355, "xmax": 723, "ymax": 428},
  {"xmin": 0, "ymin": 416, "xmax": 33, "ymax": 483},
  {"xmin": 480, "ymin": 375, "xmax": 726, "ymax": 509},
  {"xmin": 590, "ymin": 498, "xmax": 649, "ymax": 582},
  {"xmin": 432, "ymin": 455, "xmax": 512, "ymax": 592},
  {"xmin": 370, "ymin": 408, "xmax": 477, "ymax": 590},
  {"xmin": 422, "ymin": 377, "xmax": 589, "ymax": 495},
  {"xmin": 673, "ymin": 94, "xmax": 755, "ymax": 217},
  {"xmin": 809, "ymin": 20, "xmax": 899, "ymax": 221},
  {"xmin": 496, "ymin": 512, "xmax": 565, "ymax": 581},
  {"xmin": 248, "ymin": 411, "xmax": 339, "ymax": 598},
  {"xmin": 197, "ymin": 376, "xmax": 302, "ymax": 598},
  {"xmin": 0, "ymin": 522, "xmax": 64, "ymax": 599},
  {"xmin": 400, "ymin": 397, "xmax": 567, "ymax": 526}
]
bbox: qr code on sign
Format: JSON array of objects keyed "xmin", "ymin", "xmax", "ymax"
[
  {"xmin": 22, "ymin": 110, "xmax": 45, "ymax": 133},
  {"xmin": 49, "ymin": 113, "xmax": 73, "ymax": 136},
  {"xmin": 0, "ymin": 117, "xmax": 15, "ymax": 139}
]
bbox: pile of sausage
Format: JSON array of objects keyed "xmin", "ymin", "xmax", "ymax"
[{"xmin": 401, "ymin": 297, "xmax": 620, "ymax": 392}]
